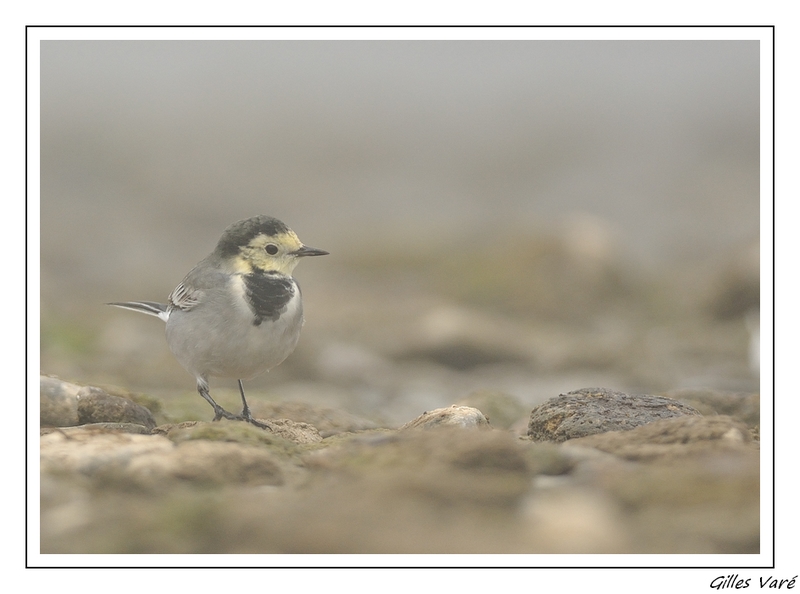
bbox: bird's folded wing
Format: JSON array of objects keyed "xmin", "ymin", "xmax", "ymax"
[{"xmin": 168, "ymin": 281, "xmax": 202, "ymax": 312}]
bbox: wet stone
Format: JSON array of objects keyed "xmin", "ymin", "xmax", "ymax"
[
  {"xmin": 527, "ymin": 387, "xmax": 701, "ymax": 442},
  {"xmin": 76, "ymin": 386, "xmax": 157, "ymax": 430}
]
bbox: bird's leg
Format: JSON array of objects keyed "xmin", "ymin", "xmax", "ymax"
[
  {"xmin": 237, "ymin": 379, "xmax": 252, "ymax": 419},
  {"xmin": 237, "ymin": 379, "xmax": 269, "ymax": 429},
  {"xmin": 196, "ymin": 379, "xmax": 239, "ymax": 421}
]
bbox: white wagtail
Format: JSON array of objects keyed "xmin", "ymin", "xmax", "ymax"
[{"xmin": 108, "ymin": 215, "xmax": 328, "ymax": 428}]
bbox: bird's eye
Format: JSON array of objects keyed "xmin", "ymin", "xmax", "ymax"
[{"xmin": 265, "ymin": 244, "xmax": 279, "ymax": 255}]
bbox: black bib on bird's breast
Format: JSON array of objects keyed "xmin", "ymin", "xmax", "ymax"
[{"xmin": 243, "ymin": 272, "xmax": 296, "ymax": 326}]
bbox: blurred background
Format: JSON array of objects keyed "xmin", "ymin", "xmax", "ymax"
[{"xmin": 39, "ymin": 39, "xmax": 761, "ymax": 427}]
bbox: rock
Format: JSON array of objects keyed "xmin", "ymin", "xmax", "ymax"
[
  {"xmin": 400, "ymin": 405, "xmax": 490, "ymax": 430},
  {"xmin": 527, "ymin": 387, "xmax": 701, "ymax": 442},
  {"xmin": 161, "ymin": 418, "xmax": 322, "ymax": 446},
  {"xmin": 41, "ymin": 423, "xmax": 153, "ymax": 436},
  {"xmin": 168, "ymin": 440, "xmax": 284, "ymax": 486},
  {"xmin": 248, "ymin": 400, "xmax": 378, "ymax": 437},
  {"xmin": 76, "ymin": 386, "xmax": 157, "ymax": 430},
  {"xmin": 304, "ymin": 427, "xmax": 536, "ymax": 515},
  {"xmin": 255, "ymin": 418, "xmax": 323, "ymax": 444},
  {"xmin": 40, "ymin": 375, "xmax": 158, "ymax": 430},
  {"xmin": 563, "ymin": 415, "xmax": 756, "ymax": 461},
  {"xmin": 40, "ymin": 426, "xmax": 285, "ymax": 490},
  {"xmin": 40, "ymin": 375, "xmax": 81, "ymax": 427},
  {"xmin": 664, "ymin": 388, "xmax": 759, "ymax": 428},
  {"xmin": 40, "ymin": 429, "xmax": 175, "ymax": 484}
]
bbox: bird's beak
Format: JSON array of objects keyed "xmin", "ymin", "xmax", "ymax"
[{"xmin": 293, "ymin": 245, "xmax": 329, "ymax": 257}]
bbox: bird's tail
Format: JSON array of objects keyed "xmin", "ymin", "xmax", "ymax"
[{"xmin": 107, "ymin": 301, "xmax": 170, "ymax": 322}]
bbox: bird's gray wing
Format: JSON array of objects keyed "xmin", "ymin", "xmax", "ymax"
[{"xmin": 167, "ymin": 280, "xmax": 203, "ymax": 312}]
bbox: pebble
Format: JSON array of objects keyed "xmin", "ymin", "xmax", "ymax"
[
  {"xmin": 527, "ymin": 387, "xmax": 701, "ymax": 442},
  {"xmin": 399, "ymin": 405, "xmax": 490, "ymax": 430}
]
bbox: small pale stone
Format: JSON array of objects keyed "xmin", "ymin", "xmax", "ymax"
[{"xmin": 400, "ymin": 405, "xmax": 490, "ymax": 430}]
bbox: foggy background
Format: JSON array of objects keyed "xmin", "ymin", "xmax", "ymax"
[{"xmin": 39, "ymin": 40, "xmax": 760, "ymax": 425}]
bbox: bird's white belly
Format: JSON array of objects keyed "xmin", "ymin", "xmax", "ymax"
[{"xmin": 165, "ymin": 289, "xmax": 304, "ymax": 380}]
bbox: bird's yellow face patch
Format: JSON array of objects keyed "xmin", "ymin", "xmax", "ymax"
[{"xmin": 234, "ymin": 231, "xmax": 305, "ymax": 275}]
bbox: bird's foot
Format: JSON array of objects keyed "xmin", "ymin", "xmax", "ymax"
[
  {"xmin": 238, "ymin": 407, "xmax": 270, "ymax": 430},
  {"xmin": 245, "ymin": 417, "xmax": 270, "ymax": 430},
  {"xmin": 210, "ymin": 405, "xmax": 269, "ymax": 430},
  {"xmin": 212, "ymin": 406, "xmax": 240, "ymax": 422}
]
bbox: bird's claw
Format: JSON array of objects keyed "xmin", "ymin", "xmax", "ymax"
[
  {"xmin": 211, "ymin": 407, "xmax": 269, "ymax": 430},
  {"xmin": 245, "ymin": 417, "xmax": 269, "ymax": 430},
  {"xmin": 212, "ymin": 407, "xmax": 240, "ymax": 422},
  {"xmin": 239, "ymin": 408, "xmax": 269, "ymax": 430}
]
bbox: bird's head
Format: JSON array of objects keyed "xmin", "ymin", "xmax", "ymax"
[{"xmin": 214, "ymin": 215, "xmax": 328, "ymax": 275}]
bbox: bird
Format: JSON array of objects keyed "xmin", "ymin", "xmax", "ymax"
[{"xmin": 108, "ymin": 215, "xmax": 328, "ymax": 429}]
